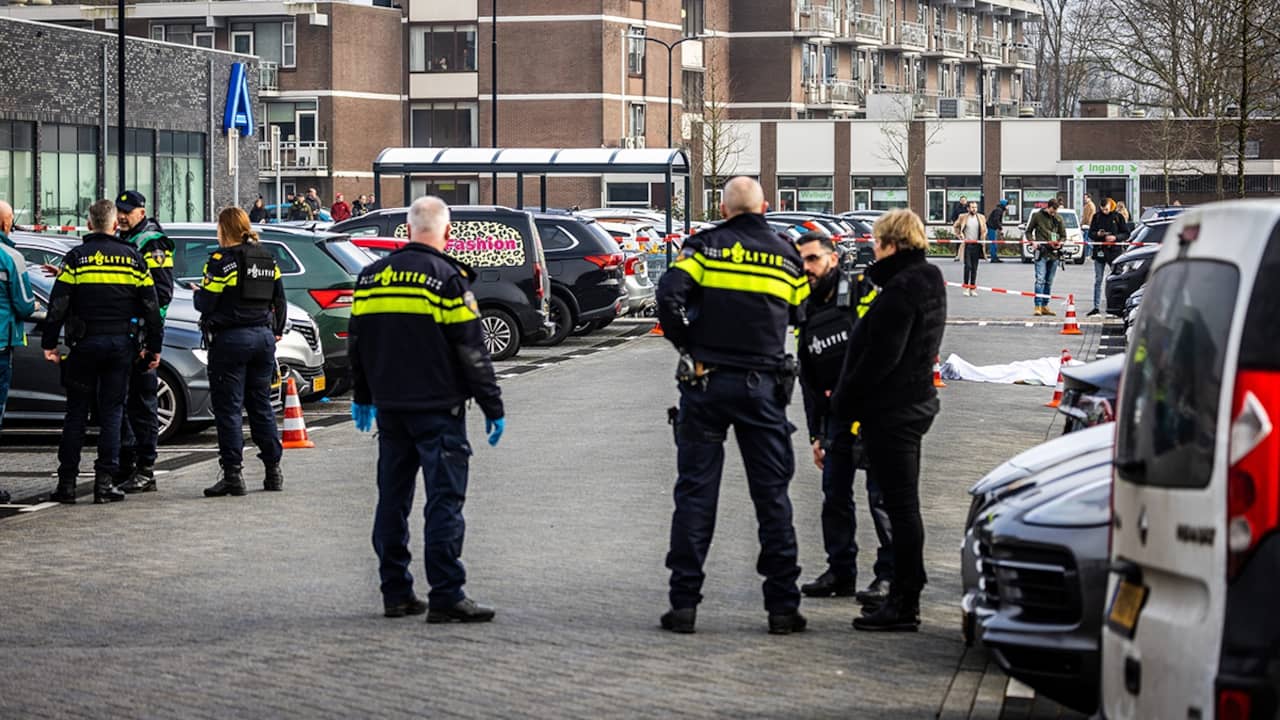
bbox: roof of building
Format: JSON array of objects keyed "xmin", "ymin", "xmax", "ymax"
[{"xmin": 372, "ymin": 147, "xmax": 691, "ymax": 176}]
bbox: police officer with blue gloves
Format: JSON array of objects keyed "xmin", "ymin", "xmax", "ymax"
[
  {"xmin": 195, "ymin": 207, "xmax": 287, "ymax": 497},
  {"xmin": 348, "ymin": 195, "xmax": 504, "ymax": 623},
  {"xmin": 656, "ymin": 177, "xmax": 811, "ymax": 635},
  {"xmin": 114, "ymin": 190, "xmax": 174, "ymax": 494},
  {"xmin": 42, "ymin": 199, "xmax": 163, "ymax": 504},
  {"xmin": 794, "ymin": 232, "xmax": 895, "ymax": 607}
]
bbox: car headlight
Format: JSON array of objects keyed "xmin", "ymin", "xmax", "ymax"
[
  {"xmin": 1023, "ymin": 479, "xmax": 1111, "ymax": 528},
  {"xmin": 191, "ymin": 348, "xmax": 208, "ymax": 365}
]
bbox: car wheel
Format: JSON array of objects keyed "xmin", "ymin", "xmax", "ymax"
[
  {"xmin": 571, "ymin": 322, "xmax": 594, "ymax": 337},
  {"xmin": 156, "ymin": 367, "xmax": 186, "ymax": 444},
  {"xmin": 535, "ymin": 295, "xmax": 573, "ymax": 347},
  {"xmin": 592, "ymin": 317, "xmax": 614, "ymax": 331},
  {"xmin": 480, "ymin": 308, "xmax": 521, "ymax": 361}
]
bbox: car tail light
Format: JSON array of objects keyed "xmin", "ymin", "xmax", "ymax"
[
  {"xmin": 308, "ymin": 289, "xmax": 353, "ymax": 309},
  {"xmin": 584, "ymin": 253, "xmax": 624, "ymax": 271},
  {"xmin": 1226, "ymin": 370, "xmax": 1280, "ymax": 580},
  {"xmin": 533, "ymin": 262, "xmax": 545, "ymax": 300},
  {"xmin": 623, "ymin": 256, "xmax": 642, "ymax": 276},
  {"xmin": 1218, "ymin": 688, "xmax": 1252, "ymax": 720}
]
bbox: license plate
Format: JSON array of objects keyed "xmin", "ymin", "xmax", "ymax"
[
  {"xmin": 312, "ymin": 375, "xmax": 326, "ymax": 392},
  {"xmin": 1106, "ymin": 579, "xmax": 1149, "ymax": 637}
]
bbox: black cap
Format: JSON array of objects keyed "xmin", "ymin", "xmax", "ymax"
[{"xmin": 115, "ymin": 190, "xmax": 146, "ymax": 212}]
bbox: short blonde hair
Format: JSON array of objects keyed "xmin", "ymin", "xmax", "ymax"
[{"xmin": 872, "ymin": 209, "xmax": 927, "ymax": 252}]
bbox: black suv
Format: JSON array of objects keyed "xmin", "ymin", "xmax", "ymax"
[
  {"xmin": 1103, "ymin": 220, "xmax": 1173, "ymax": 315},
  {"xmin": 332, "ymin": 206, "xmax": 552, "ymax": 361},
  {"xmin": 532, "ymin": 213, "xmax": 625, "ymax": 345}
]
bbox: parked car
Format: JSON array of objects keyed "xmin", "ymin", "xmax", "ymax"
[
  {"xmin": 621, "ymin": 252, "xmax": 656, "ymax": 316},
  {"xmin": 1058, "ymin": 353, "xmax": 1124, "ymax": 434},
  {"xmin": 595, "ymin": 220, "xmax": 669, "ymax": 255},
  {"xmin": 768, "ymin": 212, "xmax": 876, "ymax": 265},
  {"xmin": 531, "ymin": 213, "xmax": 626, "ymax": 344},
  {"xmin": 1137, "ymin": 204, "xmax": 1189, "ymax": 223},
  {"xmin": 165, "ymin": 223, "xmax": 366, "ymax": 394},
  {"xmin": 840, "ymin": 209, "xmax": 886, "ymax": 223},
  {"xmin": 334, "ymin": 206, "xmax": 552, "ymax": 361},
  {"xmin": 1104, "ymin": 244, "xmax": 1160, "ymax": 315},
  {"xmin": 1018, "ymin": 208, "xmax": 1086, "ymax": 264},
  {"xmin": 260, "ymin": 204, "xmax": 333, "ymax": 223},
  {"xmin": 1101, "ymin": 201, "xmax": 1280, "ymax": 719}
]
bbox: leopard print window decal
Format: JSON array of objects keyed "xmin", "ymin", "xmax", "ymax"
[{"xmin": 393, "ymin": 221, "xmax": 528, "ymax": 268}]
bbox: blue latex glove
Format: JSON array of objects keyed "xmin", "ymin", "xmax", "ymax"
[
  {"xmin": 351, "ymin": 403, "xmax": 376, "ymax": 433},
  {"xmin": 485, "ymin": 417, "xmax": 505, "ymax": 447}
]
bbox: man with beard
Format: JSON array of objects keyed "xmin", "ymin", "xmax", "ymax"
[{"xmin": 795, "ymin": 232, "xmax": 894, "ymax": 608}]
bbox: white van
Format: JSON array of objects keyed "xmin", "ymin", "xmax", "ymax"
[{"xmin": 1101, "ymin": 201, "xmax": 1280, "ymax": 719}]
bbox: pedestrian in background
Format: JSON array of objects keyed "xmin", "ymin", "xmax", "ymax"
[
  {"xmin": 249, "ymin": 196, "xmax": 268, "ymax": 224},
  {"xmin": 287, "ymin": 194, "xmax": 311, "ymax": 221},
  {"xmin": 795, "ymin": 232, "xmax": 894, "ymax": 607},
  {"xmin": 1116, "ymin": 200, "xmax": 1130, "ymax": 223},
  {"xmin": 655, "ymin": 177, "xmax": 810, "ymax": 636},
  {"xmin": 1024, "ymin": 199, "xmax": 1068, "ymax": 317},
  {"xmin": 986, "ymin": 198, "xmax": 1008, "ymax": 263},
  {"xmin": 331, "ymin": 193, "xmax": 352, "ymax": 222},
  {"xmin": 349, "ymin": 195, "xmax": 504, "ymax": 623},
  {"xmin": 42, "ymin": 199, "xmax": 163, "ymax": 505},
  {"xmin": 0, "ymin": 200, "xmax": 36, "ymax": 505},
  {"xmin": 304, "ymin": 188, "xmax": 321, "ymax": 216},
  {"xmin": 195, "ymin": 208, "xmax": 287, "ymax": 498},
  {"xmin": 949, "ymin": 195, "xmax": 967, "ymax": 261},
  {"xmin": 831, "ymin": 208, "xmax": 946, "ymax": 632},
  {"xmin": 114, "ymin": 189, "xmax": 174, "ymax": 494},
  {"xmin": 1087, "ymin": 198, "xmax": 1129, "ymax": 316},
  {"xmin": 1081, "ymin": 193, "xmax": 1096, "ymax": 229},
  {"xmin": 953, "ymin": 200, "xmax": 987, "ymax": 296},
  {"xmin": 351, "ymin": 194, "xmax": 368, "ymax": 217}
]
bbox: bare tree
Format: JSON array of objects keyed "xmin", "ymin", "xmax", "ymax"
[
  {"xmin": 698, "ymin": 62, "xmax": 746, "ymax": 220},
  {"xmin": 1137, "ymin": 112, "xmax": 1210, "ymax": 205},
  {"xmin": 1026, "ymin": 0, "xmax": 1107, "ymax": 115},
  {"xmin": 876, "ymin": 95, "xmax": 943, "ymax": 213},
  {"xmin": 1219, "ymin": 0, "xmax": 1280, "ymax": 196}
]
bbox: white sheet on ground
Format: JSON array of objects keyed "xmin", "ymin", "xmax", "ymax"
[{"xmin": 940, "ymin": 353, "xmax": 1083, "ymax": 386}]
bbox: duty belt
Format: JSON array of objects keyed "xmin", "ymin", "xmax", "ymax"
[{"xmin": 83, "ymin": 320, "xmax": 134, "ymax": 336}]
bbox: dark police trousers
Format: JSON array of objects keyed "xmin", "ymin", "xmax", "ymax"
[
  {"xmin": 57, "ymin": 334, "xmax": 133, "ymax": 478},
  {"xmin": 119, "ymin": 362, "xmax": 159, "ymax": 471},
  {"xmin": 862, "ymin": 417, "xmax": 934, "ymax": 599},
  {"xmin": 373, "ymin": 408, "xmax": 470, "ymax": 609},
  {"xmin": 667, "ymin": 368, "xmax": 802, "ymax": 614},
  {"xmin": 208, "ymin": 326, "xmax": 281, "ymax": 468},
  {"xmin": 821, "ymin": 432, "xmax": 894, "ymax": 582}
]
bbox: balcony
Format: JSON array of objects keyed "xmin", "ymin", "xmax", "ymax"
[
  {"xmin": 829, "ymin": 79, "xmax": 866, "ymax": 106},
  {"xmin": 258, "ymin": 140, "xmax": 329, "ymax": 175},
  {"xmin": 1004, "ymin": 43, "xmax": 1036, "ymax": 68},
  {"xmin": 796, "ymin": 2, "xmax": 838, "ymax": 35},
  {"xmin": 259, "ymin": 61, "xmax": 278, "ymax": 94},
  {"xmin": 975, "ymin": 36, "xmax": 1002, "ymax": 62},
  {"xmin": 848, "ymin": 12, "xmax": 885, "ymax": 44},
  {"xmin": 938, "ymin": 29, "xmax": 967, "ymax": 56},
  {"xmin": 893, "ymin": 21, "xmax": 928, "ymax": 50}
]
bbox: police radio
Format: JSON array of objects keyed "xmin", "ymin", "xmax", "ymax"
[{"xmin": 834, "ymin": 246, "xmax": 862, "ymax": 309}]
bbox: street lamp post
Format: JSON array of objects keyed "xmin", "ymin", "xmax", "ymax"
[
  {"xmin": 972, "ymin": 50, "xmax": 985, "ymax": 216},
  {"xmin": 116, "ymin": 0, "xmax": 126, "ymax": 191},
  {"xmin": 640, "ymin": 34, "xmax": 707, "ymax": 149}
]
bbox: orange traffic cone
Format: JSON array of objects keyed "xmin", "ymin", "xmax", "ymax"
[
  {"xmin": 1060, "ymin": 294, "xmax": 1083, "ymax": 335},
  {"xmin": 933, "ymin": 355, "xmax": 947, "ymax": 388},
  {"xmin": 1045, "ymin": 349, "xmax": 1071, "ymax": 408},
  {"xmin": 281, "ymin": 377, "xmax": 315, "ymax": 449},
  {"xmin": 649, "ymin": 321, "xmax": 664, "ymax": 336}
]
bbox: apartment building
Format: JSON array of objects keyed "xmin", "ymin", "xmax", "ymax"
[{"xmin": 4, "ymin": 0, "xmax": 404, "ymax": 208}]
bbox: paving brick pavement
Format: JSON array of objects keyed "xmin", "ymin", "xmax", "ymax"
[{"xmin": 0, "ymin": 318, "xmax": 1091, "ymax": 718}]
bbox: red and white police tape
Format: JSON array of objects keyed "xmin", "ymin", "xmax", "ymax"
[{"xmin": 944, "ymin": 281, "xmax": 1068, "ymax": 302}]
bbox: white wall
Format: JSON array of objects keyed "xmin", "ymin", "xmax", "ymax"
[
  {"xmin": 705, "ymin": 121, "xmax": 761, "ymax": 177},
  {"xmin": 776, "ymin": 121, "xmax": 834, "ymax": 174},
  {"xmin": 409, "ymin": 73, "xmax": 478, "ymax": 100},
  {"xmin": 408, "ymin": 0, "xmax": 477, "ymax": 22},
  {"xmin": 925, "ymin": 120, "xmax": 981, "ymax": 174},
  {"xmin": 850, "ymin": 120, "xmax": 904, "ymax": 175},
  {"xmin": 1001, "ymin": 120, "xmax": 1061, "ymax": 174}
]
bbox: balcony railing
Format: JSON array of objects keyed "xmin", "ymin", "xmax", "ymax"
[
  {"xmin": 797, "ymin": 2, "xmax": 838, "ymax": 34},
  {"xmin": 1008, "ymin": 44, "xmax": 1036, "ymax": 66},
  {"xmin": 976, "ymin": 36, "xmax": 1002, "ymax": 62},
  {"xmin": 259, "ymin": 61, "xmax": 278, "ymax": 93},
  {"xmin": 830, "ymin": 79, "xmax": 866, "ymax": 106},
  {"xmin": 939, "ymin": 29, "xmax": 967, "ymax": 54},
  {"xmin": 897, "ymin": 21, "xmax": 928, "ymax": 49},
  {"xmin": 851, "ymin": 12, "xmax": 885, "ymax": 43},
  {"xmin": 258, "ymin": 140, "xmax": 329, "ymax": 174}
]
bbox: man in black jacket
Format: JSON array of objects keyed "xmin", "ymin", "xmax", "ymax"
[
  {"xmin": 986, "ymin": 198, "xmax": 1008, "ymax": 263},
  {"xmin": 796, "ymin": 232, "xmax": 894, "ymax": 606},
  {"xmin": 656, "ymin": 176, "xmax": 811, "ymax": 636},
  {"xmin": 348, "ymin": 195, "xmax": 504, "ymax": 623},
  {"xmin": 832, "ymin": 208, "xmax": 946, "ymax": 632},
  {"xmin": 1087, "ymin": 198, "xmax": 1129, "ymax": 316}
]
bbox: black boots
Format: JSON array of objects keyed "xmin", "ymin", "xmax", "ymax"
[
  {"xmin": 660, "ymin": 607, "xmax": 697, "ymax": 634},
  {"xmin": 119, "ymin": 464, "xmax": 156, "ymax": 494},
  {"xmin": 263, "ymin": 463, "xmax": 284, "ymax": 492},
  {"xmin": 384, "ymin": 597, "xmax": 428, "ymax": 618},
  {"xmin": 855, "ymin": 577, "xmax": 892, "ymax": 606},
  {"xmin": 426, "ymin": 598, "xmax": 496, "ymax": 624},
  {"xmin": 852, "ymin": 594, "xmax": 921, "ymax": 632},
  {"xmin": 50, "ymin": 476, "xmax": 77, "ymax": 504},
  {"xmin": 93, "ymin": 470, "xmax": 126, "ymax": 504},
  {"xmin": 203, "ymin": 466, "xmax": 246, "ymax": 497},
  {"xmin": 801, "ymin": 570, "xmax": 859, "ymax": 598},
  {"xmin": 767, "ymin": 611, "xmax": 808, "ymax": 635}
]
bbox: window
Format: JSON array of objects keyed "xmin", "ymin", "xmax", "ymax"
[
  {"xmin": 628, "ymin": 27, "xmax": 646, "ymax": 76},
  {"xmin": 164, "ymin": 24, "xmax": 193, "ymax": 46},
  {"xmin": 914, "ymin": 58, "xmax": 926, "ymax": 93},
  {"xmin": 39, "ymin": 124, "xmax": 98, "ymax": 227},
  {"xmin": 410, "ymin": 104, "xmax": 477, "ymax": 147},
  {"xmin": 155, "ymin": 131, "xmax": 205, "ymax": 224},
  {"xmin": 682, "ymin": 70, "xmax": 704, "ymax": 114},
  {"xmin": 802, "ymin": 43, "xmax": 819, "ymax": 83},
  {"xmin": 1117, "ymin": 260, "xmax": 1240, "ymax": 489},
  {"xmin": 778, "ymin": 176, "xmax": 834, "ymax": 213},
  {"xmin": 629, "ymin": 103, "xmax": 646, "ymax": 139},
  {"xmin": 262, "ymin": 100, "xmax": 317, "ymax": 142},
  {"xmin": 282, "ymin": 21, "xmax": 296, "ymax": 67},
  {"xmin": 534, "ymin": 222, "xmax": 578, "ymax": 252},
  {"xmin": 106, "ymin": 128, "xmax": 155, "ymax": 211},
  {"xmin": 606, "ymin": 182, "xmax": 650, "ymax": 208},
  {"xmin": 0, "ymin": 121, "xmax": 35, "ymax": 226},
  {"xmin": 231, "ymin": 30, "xmax": 254, "ymax": 55},
  {"xmin": 150, "ymin": 25, "xmax": 165, "ymax": 42},
  {"xmin": 408, "ymin": 24, "xmax": 478, "ymax": 73},
  {"xmin": 855, "ymin": 175, "xmax": 908, "ymax": 211},
  {"xmin": 410, "ymin": 178, "xmax": 476, "ymax": 205},
  {"xmin": 194, "ymin": 32, "xmax": 215, "ymax": 49},
  {"xmin": 682, "ymin": 0, "xmax": 705, "ymax": 37},
  {"xmin": 824, "ymin": 46, "xmax": 838, "ymax": 83},
  {"xmin": 870, "ymin": 51, "xmax": 884, "ymax": 87}
]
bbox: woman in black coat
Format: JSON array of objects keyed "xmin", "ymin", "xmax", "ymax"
[{"xmin": 831, "ymin": 208, "xmax": 947, "ymax": 632}]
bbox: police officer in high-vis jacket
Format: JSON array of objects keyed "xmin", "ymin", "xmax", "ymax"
[
  {"xmin": 349, "ymin": 195, "xmax": 504, "ymax": 623},
  {"xmin": 795, "ymin": 232, "xmax": 895, "ymax": 607},
  {"xmin": 655, "ymin": 177, "xmax": 811, "ymax": 636},
  {"xmin": 43, "ymin": 199, "xmax": 163, "ymax": 504},
  {"xmin": 195, "ymin": 207, "xmax": 287, "ymax": 497},
  {"xmin": 114, "ymin": 190, "xmax": 174, "ymax": 493}
]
